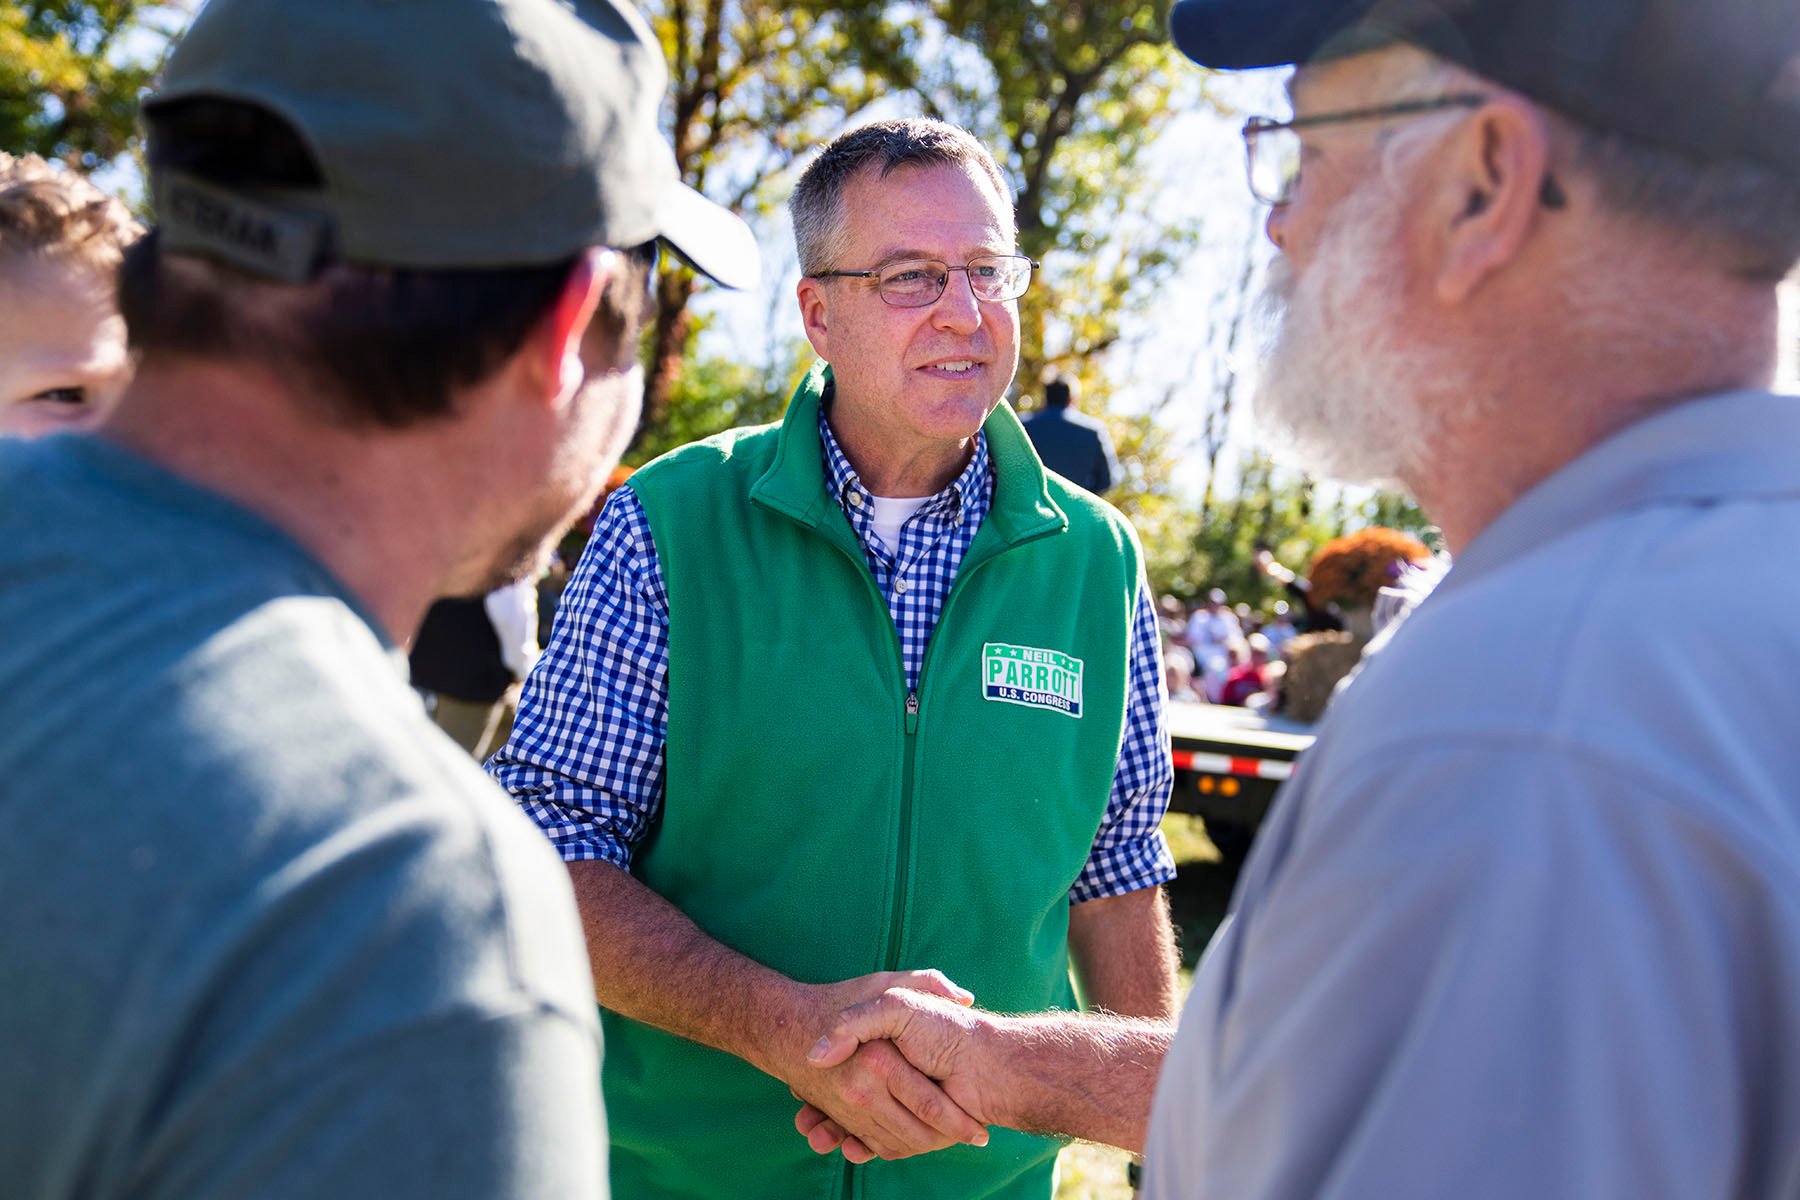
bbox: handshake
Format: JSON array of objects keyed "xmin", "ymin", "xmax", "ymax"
[{"xmin": 774, "ymin": 969, "xmax": 1169, "ymax": 1163}]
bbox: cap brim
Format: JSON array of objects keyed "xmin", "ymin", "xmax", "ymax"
[
  {"xmin": 1169, "ymin": 0, "xmax": 1380, "ymax": 69},
  {"xmin": 653, "ymin": 181, "xmax": 761, "ymax": 291}
]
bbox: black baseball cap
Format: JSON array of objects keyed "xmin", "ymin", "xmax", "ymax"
[
  {"xmin": 1169, "ymin": 0, "xmax": 1800, "ymax": 183},
  {"xmin": 144, "ymin": 0, "xmax": 760, "ymax": 288}
]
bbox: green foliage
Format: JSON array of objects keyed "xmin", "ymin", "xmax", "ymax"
[
  {"xmin": 0, "ymin": 2, "xmax": 184, "ymax": 169},
  {"xmin": 1172, "ymin": 451, "xmax": 1434, "ymax": 610},
  {"xmin": 636, "ymin": 2, "xmax": 1211, "ymax": 463},
  {"xmin": 627, "ymin": 339, "xmax": 810, "ymax": 466},
  {"xmin": 634, "ymin": 0, "xmax": 908, "ymax": 447},
  {"xmin": 1102, "ymin": 403, "xmax": 1203, "ymax": 600},
  {"xmin": 1356, "ymin": 489, "xmax": 1438, "ymax": 552},
  {"xmin": 651, "ymin": 2, "xmax": 892, "ymax": 211},
  {"xmin": 0, "ymin": 0, "xmax": 1423, "ymax": 602}
]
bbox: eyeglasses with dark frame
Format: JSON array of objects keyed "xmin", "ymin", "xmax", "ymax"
[
  {"xmin": 811, "ymin": 254, "xmax": 1039, "ymax": 308},
  {"xmin": 1241, "ymin": 92, "xmax": 1490, "ymax": 207}
]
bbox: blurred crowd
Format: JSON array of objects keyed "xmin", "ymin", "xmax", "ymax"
[
  {"xmin": 1158, "ymin": 529, "xmax": 1442, "ymax": 721},
  {"xmin": 1158, "ymin": 589, "xmax": 1288, "ymax": 710}
]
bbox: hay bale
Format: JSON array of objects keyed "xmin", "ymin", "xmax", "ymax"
[{"xmin": 1281, "ymin": 632, "xmax": 1367, "ymax": 723}]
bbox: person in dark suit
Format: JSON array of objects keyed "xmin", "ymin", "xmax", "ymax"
[{"xmin": 1019, "ymin": 375, "xmax": 1120, "ymax": 494}]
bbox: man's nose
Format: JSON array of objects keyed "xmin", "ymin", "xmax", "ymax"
[
  {"xmin": 932, "ymin": 269, "xmax": 984, "ymax": 332},
  {"xmin": 1265, "ymin": 203, "xmax": 1289, "ymax": 252}
]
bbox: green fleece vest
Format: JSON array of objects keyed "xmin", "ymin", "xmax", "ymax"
[{"xmin": 607, "ymin": 363, "xmax": 1142, "ymax": 1200}]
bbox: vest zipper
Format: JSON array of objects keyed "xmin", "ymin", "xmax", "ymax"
[
  {"xmin": 880, "ymin": 532, "xmax": 1018, "ymax": 975},
  {"xmin": 817, "ymin": 502, "xmax": 1061, "ymax": 1200},
  {"xmin": 883, "ymin": 689, "xmax": 922, "ymax": 973},
  {"xmin": 830, "ymin": 508, "xmax": 1058, "ymax": 1200},
  {"xmin": 810, "ymin": 529, "xmax": 916, "ymax": 977}
]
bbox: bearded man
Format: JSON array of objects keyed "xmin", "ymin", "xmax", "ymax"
[{"xmin": 802, "ymin": 1, "xmax": 1800, "ymax": 1196}]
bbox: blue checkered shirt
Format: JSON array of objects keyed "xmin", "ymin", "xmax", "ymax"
[{"xmin": 489, "ymin": 410, "xmax": 1175, "ymax": 903}]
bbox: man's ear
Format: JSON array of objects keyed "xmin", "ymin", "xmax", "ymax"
[
  {"xmin": 796, "ymin": 275, "xmax": 832, "ymax": 361},
  {"xmin": 1433, "ymin": 97, "xmax": 1553, "ymax": 305},
  {"xmin": 534, "ymin": 247, "xmax": 613, "ymax": 407}
]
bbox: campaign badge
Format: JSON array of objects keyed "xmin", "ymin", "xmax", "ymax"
[{"xmin": 982, "ymin": 643, "xmax": 1083, "ymax": 718}]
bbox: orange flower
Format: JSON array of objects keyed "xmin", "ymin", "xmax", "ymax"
[{"xmin": 1306, "ymin": 527, "xmax": 1430, "ymax": 609}]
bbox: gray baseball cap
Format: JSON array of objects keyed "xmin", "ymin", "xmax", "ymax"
[{"xmin": 144, "ymin": 0, "xmax": 760, "ymax": 288}]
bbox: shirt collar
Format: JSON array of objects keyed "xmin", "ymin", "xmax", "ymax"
[
  {"xmin": 817, "ymin": 401, "xmax": 993, "ymax": 532},
  {"xmin": 1444, "ymin": 389, "xmax": 1800, "ymax": 596}
]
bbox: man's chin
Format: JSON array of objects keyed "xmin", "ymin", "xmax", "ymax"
[
  {"xmin": 1251, "ymin": 383, "xmax": 1416, "ymax": 491},
  {"xmin": 467, "ymin": 523, "xmax": 563, "ymax": 597}
]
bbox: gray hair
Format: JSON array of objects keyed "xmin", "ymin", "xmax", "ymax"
[
  {"xmin": 792, "ymin": 118, "xmax": 1013, "ymax": 275},
  {"xmin": 1399, "ymin": 52, "xmax": 1800, "ymax": 280},
  {"xmin": 1559, "ymin": 126, "xmax": 1800, "ymax": 282}
]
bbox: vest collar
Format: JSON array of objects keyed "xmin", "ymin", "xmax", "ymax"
[{"xmin": 750, "ymin": 360, "xmax": 1067, "ymax": 544}]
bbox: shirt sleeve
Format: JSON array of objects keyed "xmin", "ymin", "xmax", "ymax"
[
  {"xmin": 1071, "ymin": 575, "xmax": 1176, "ymax": 903},
  {"xmin": 486, "ymin": 487, "xmax": 669, "ymax": 867},
  {"xmin": 1166, "ymin": 740, "xmax": 1762, "ymax": 1200}
]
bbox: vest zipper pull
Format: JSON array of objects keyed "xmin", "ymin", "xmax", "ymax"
[{"xmin": 905, "ymin": 691, "xmax": 920, "ymax": 733}]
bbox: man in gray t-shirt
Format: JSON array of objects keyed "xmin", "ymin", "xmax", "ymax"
[
  {"xmin": 0, "ymin": 1, "xmax": 757, "ymax": 1197},
  {"xmin": 0, "ymin": 435, "xmax": 606, "ymax": 1199}
]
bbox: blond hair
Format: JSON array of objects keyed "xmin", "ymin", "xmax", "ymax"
[{"xmin": 0, "ymin": 152, "xmax": 142, "ymax": 272}]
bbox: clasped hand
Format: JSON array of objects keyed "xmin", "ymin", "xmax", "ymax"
[
  {"xmin": 793, "ymin": 985, "xmax": 1005, "ymax": 1164},
  {"xmin": 767, "ymin": 970, "xmax": 990, "ymax": 1164}
]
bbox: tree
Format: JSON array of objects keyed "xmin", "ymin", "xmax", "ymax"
[
  {"xmin": 0, "ymin": 2, "xmax": 186, "ymax": 169},
  {"xmin": 1187, "ymin": 219, "xmax": 1265, "ymax": 523},
  {"xmin": 635, "ymin": 4, "xmax": 1221, "ymax": 496},
  {"xmin": 787, "ymin": 3, "xmax": 1220, "ymax": 592},
  {"xmin": 639, "ymin": 0, "xmax": 902, "ymax": 436},
  {"xmin": 1169, "ymin": 443, "xmax": 1437, "ymax": 609},
  {"xmin": 1179, "ymin": 451, "xmax": 1324, "ymax": 605},
  {"xmin": 1114, "ymin": 407, "xmax": 1203, "ymax": 599},
  {"xmin": 626, "ymin": 339, "xmax": 808, "ymax": 466}
]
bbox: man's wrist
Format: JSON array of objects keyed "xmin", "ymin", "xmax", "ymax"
[
  {"xmin": 964, "ymin": 1010, "xmax": 1028, "ymax": 1130},
  {"xmin": 974, "ymin": 1010, "xmax": 1171, "ymax": 1151},
  {"xmin": 741, "ymin": 975, "xmax": 819, "ymax": 1079}
]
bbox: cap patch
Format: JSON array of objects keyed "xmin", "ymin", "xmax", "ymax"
[{"xmin": 155, "ymin": 171, "xmax": 332, "ymax": 284}]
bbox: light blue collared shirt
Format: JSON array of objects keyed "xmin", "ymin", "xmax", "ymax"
[{"xmin": 1151, "ymin": 390, "xmax": 1800, "ymax": 1199}]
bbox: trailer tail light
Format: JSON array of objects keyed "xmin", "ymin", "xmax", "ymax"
[{"xmin": 1170, "ymin": 748, "xmax": 1295, "ymax": 782}]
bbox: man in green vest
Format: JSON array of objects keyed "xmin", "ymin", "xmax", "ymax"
[
  {"xmin": 490, "ymin": 117, "xmax": 1180, "ymax": 1198},
  {"xmin": 804, "ymin": 1, "xmax": 1800, "ymax": 1199}
]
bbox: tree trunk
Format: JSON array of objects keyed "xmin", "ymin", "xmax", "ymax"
[{"xmin": 641, "ymin": 272, "xmax": 698, "ymax": 432}]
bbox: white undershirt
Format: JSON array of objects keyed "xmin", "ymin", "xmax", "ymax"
[
  {"xmin": 867, "ymin": 494, "xmax": 931, "ymax": 556},
  {"xmin": 483, "ymin": 576, "xmax": 540, "ymax": 680}
]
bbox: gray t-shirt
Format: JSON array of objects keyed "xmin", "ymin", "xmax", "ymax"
[{"xmin": 0, "ymin": 436, "xmax": 607, "ymax": 1200}]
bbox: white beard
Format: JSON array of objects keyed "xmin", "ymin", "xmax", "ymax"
[{"xmin": 1252, "ymin": 169, "xmax": 1479, "ymax": 490}]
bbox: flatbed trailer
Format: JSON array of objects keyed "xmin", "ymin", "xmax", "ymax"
[{"xmin": 1165, "ymin": 699, "xmax": 1315, "ymax": 864}]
